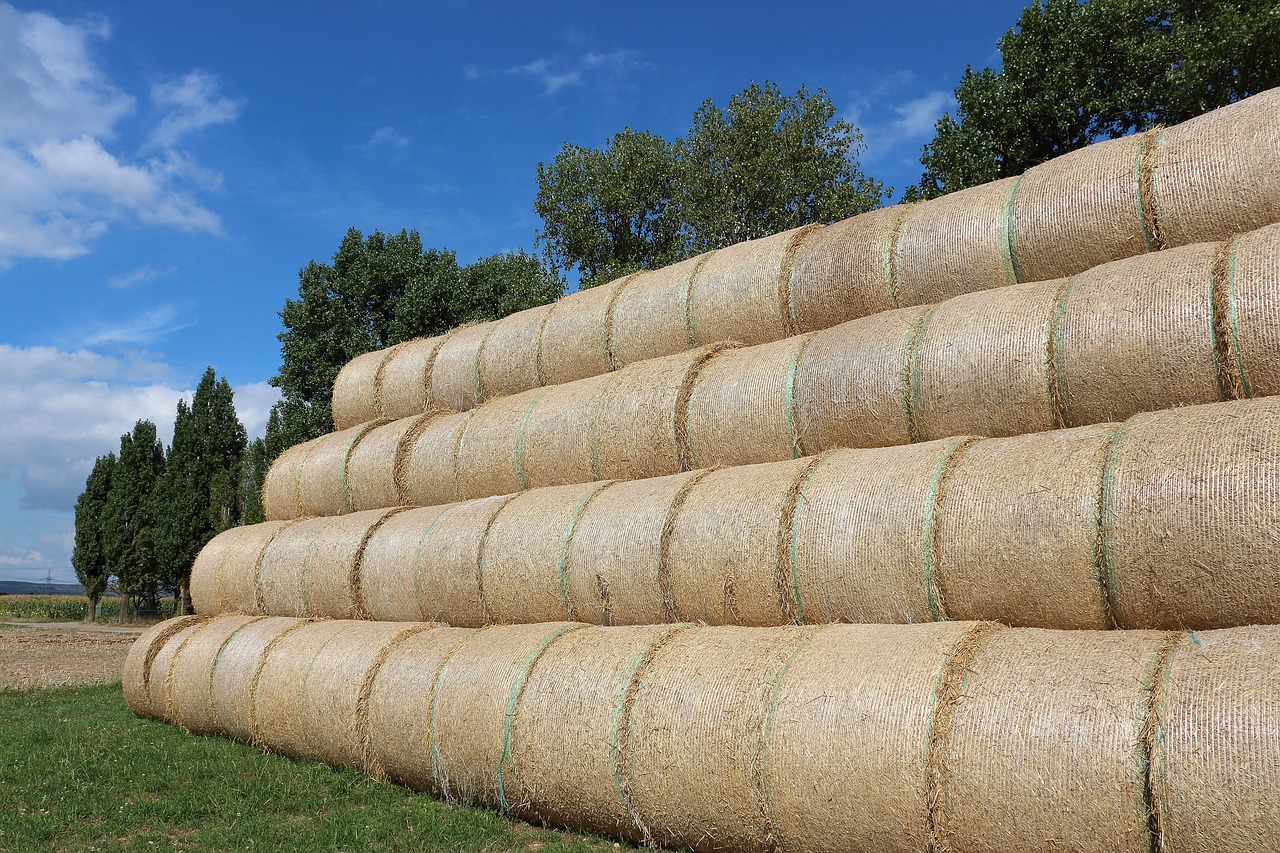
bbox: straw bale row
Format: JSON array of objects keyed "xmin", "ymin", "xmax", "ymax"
[
  {"xmin": 267, "ymin": 224, "xmax": 1280, "ymax": 519},
  {"xmin": 332, "ymin": 89, "xmax": 1280, "ymax": 428},
  {"xmin": 125, "ymin": 615, "xmax": 1280, "ymax": 853},
  {"xmin": 203, "ymin": 397, "xmax": 1280, "ymax": 631}
]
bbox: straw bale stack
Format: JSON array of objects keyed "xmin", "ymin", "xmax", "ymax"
[
  {"xmin": 125, "ymin": 617, "xmax": 1280, "ymax": 853},
  {"xmin": 204, "ymin": 397, "xmax": 1280, "ymax": 631},
  {"xmin": 332, "ymin": 89, "xmax": 1280, "ymax": 429},
  {"xmin": 268, "ymin": 225, "xmax": 1280, "ymax": 518}
]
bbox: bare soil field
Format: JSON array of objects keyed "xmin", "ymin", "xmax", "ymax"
[{"xmin": 0, "ymin": 623, "xmax": 142, "ymax": 689}]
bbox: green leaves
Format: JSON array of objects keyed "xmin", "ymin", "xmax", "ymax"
[
  {"xmin": 71, "ymin": 453, "xmax": 115, "ymax": 600},
  {"xmin": 535, "ymin": 82, "xmax": 887, "ymax": 287},
  {"xmin": 909, "ymin": 0, "xmax": 1280, "ymax": 199}
]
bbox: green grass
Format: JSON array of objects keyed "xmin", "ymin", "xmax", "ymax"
[
  {"xmin": 0, "ymin": 683, "xmax": 628, "ymax": 852},
  {"xmin": 0, "ymin": 595, "xmax": 180, "ymax": 623}
]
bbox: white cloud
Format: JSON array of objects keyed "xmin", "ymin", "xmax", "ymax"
[
  {"xmin": 149, "ymin": 69, "xmax": 244, "ymax": 148},
  {"xmin": 844, "ymin": 73, "xmax": 954, "ymax": 168},
  {"xmin": 0, "ymin": 344, "xmax": 277, "ymax": 520},
  {"xmin": 76, "ymin": 304, "xmax": 193, "ymax": 347},
  {"xmin": 108, "ymin": 264, "xmax": 176, "ymax": 289},
  {"xmin": 468, "ymin": 49, "xmax": 652, "ymax": 97},
  {"xmin": 366, "ymin": 126, "xmax": 409, "ymax": 149},
  {"xmin": 0, "ymin": 3, "xmax": 239, "ymax": 265}
]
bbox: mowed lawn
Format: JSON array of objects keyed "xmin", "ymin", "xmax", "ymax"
[{"xmin": 0, "ymin": 683, "xmax": 628, "ymax": 852}]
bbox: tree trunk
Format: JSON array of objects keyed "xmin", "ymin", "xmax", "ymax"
[{"xmin": 86, "ymin": 593, "xmax": 100, "ymax": 623}]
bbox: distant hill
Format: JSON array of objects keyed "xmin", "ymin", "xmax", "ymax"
[{"xmin": 0, "ymin": 581, "xmax": 87, "ymax": 596}]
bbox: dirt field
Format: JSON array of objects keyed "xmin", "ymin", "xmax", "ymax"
[{"xmin": 0, "ymin": 623, "xmax": 142, "ymax": 689}]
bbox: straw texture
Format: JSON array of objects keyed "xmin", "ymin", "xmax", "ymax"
[
  {"xmin": 204, "ymin": 396, "xmax": 1280, "ymax": 631},
  {"xmin": 477, "ymin": 305, "xmax": 553, "ymax": 402},
  {"xmin": 129, "ymin": 617, "xmax": 1280, "ymax": 853},
  {"xmin": 429, "ymin": 323, "xmax": 491, "ymax": 412}
]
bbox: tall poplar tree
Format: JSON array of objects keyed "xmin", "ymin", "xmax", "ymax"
[
  {"xmin": 71, "ymin": 453, "xmax": 115, "ymax": 621},
  {"xmin": 102, "ymin": 420, "xmax": 165, "ymax": 620},
  {"xmin": 152, "ymin": 368, "xmax": 248, "ymax": 613}
]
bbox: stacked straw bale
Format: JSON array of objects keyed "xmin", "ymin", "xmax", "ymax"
[
  {"xmin": 197, "ymin": 397, "xmax": 1280, "ymax": 631},
  {"xmin": 131, "ymin": 89, "xmax": 1280, "ymax": 853},
  {"xmin": 126, "ymin": 616, "xmax": 1280, "ymax": 853},
  {"xmin": 269, "ymin": 224, "xmax": 1280, "ymax": 518},
  {"xmin": 333, "ymin": 89, "xmax": 1280, "ymax": 428}
]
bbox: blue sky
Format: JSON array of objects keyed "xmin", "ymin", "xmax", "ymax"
[{"xmin": 0, "ymin": 0, "xmax": 1029, "ymax": 584}]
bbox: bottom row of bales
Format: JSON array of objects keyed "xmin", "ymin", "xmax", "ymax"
[{"xmin": 127, "ymin": 615, "xmax": 1279, "ymax": 853}]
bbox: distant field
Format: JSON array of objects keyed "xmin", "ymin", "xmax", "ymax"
[
  {"xmin": 0, "ymin": 682, "xmax": 629, "ymax": 853},
  {"xmin": 0, "ymin": 594, "xmax": 175, "ymax": 623}
]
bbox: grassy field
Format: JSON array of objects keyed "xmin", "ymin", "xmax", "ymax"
[
  {"xmin": 0, "ymin": 683, "xmax": 628, "ymax": 852},
  {"xmin": 0, "ymin": 594, "xmax": 177, "ymax": 623}
]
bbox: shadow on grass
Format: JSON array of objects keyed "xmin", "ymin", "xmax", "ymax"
[{"xmin": 0, "ymin": 683, "xmax": 633, "ymax": 852}]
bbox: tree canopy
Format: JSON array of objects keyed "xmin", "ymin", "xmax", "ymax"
[
  {"xmin": 535, "ymin": 81, "xmax": 887, "ymax": 288},
  {"xmin": 267, "ymin": 230, "xmax": 564, "ymax": 453},
  {"xmin": 908, "ymin": 0, "xmax": 1280, "ymax": 199},
  {"xmin": 101, "ymin": 420, "xmax": 165, "ymax": 608},
  {"xmin": 71, "ymin": 452, "xmax": 115, "ymax": 620}
]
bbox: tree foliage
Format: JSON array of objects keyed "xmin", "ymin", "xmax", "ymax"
[
  {"xmin": 71, "ymin": 453, "xmax": 115, "ymax": 620},
  {"xmin": 267, "ymin": 230, "xmax": 564, "ymax": 452},
  {"xmin": 101, "ymin": 420, "xmax": 165, "ymax": 609},
  {"xmin": 909, "ymin": 0, "xmax": 1280, "ymax": 199},
  {"xmin": 535, "ymin": 81, "xmax": 887, "ymax": 287},
  {"xmin": 151, "ymin": 368, "xmax": 248, "ymax": 611}
]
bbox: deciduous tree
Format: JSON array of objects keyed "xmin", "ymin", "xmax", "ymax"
[{"xmin": 71, "ymin": 453, "xmax": 115, "ymax": 621}]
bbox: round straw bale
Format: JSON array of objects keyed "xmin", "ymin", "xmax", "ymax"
[
  {"xmin": 1104, "ymin": 397, "xmax": 1280, "ymax": 630},
  {"xmin": 357, "ymin": 503, "xmax": 453, "ymax": 622},
  {"xmin": 1150, "ymin": 88, "xmax": 1280, "ymax": 248},
  {"xmin": 399, "ymin": 411, "xmax": 473, "ymax": 507},
  {"xmin": 132, "ymin": 615, "xmax": 213, "ymax": 721},
  {"xmin": 1154, "ymin": 625, "xmax": 1280, "ymax": 853},
  {"xmin": 477, "ymin": 304, "xmax": 554, "ymax": 401},
  {"xmin": 518, "ymin": 373, "xmax": 610, "ymax": 489},
  {"xmin": 934, "ymin": 424, "xmax": 1115, "ymax": 628},
  {"xmin": 689, "ymin": 226, "xmax": 816, "ymax": 347},
  {"xmin": 122, "ymin": 615, "xmax": 209, "ymax": 720},
  {"xmin": 208, "ymin": 616, "xmax": 299, "ymax": 744},
  {"xmin": 430, "ymin": 622, "xmax": 585, "ymax": 809},
  {"xmin": 190, "ymin": 522, "xmax": 277, "ymax": 616},
  {"xmin": 609, "ymin": 257, "xmax": 707, "ymax": 367},
  {"xmin": 765, "ymin": 621, "xmax": 972, "ymax": 853},
  {"xmin": 297, "ymin": 421, "xmax": 388, "ymax": 518},
  {"xmin": 537, "ymin": 278, "xmax": 623, "ymax": 386},
  {"xmin": 430, "ymin": 322, "xmax": 492, "ymax": 412},
  {"xmin": 593, "ymin": 350, "xmax": 704, "ymax": 481},
  {"xmin": 793, "ymin": 305, "xmax": 923, "ymax": 452},
  {"xmin": 166, "ymin": 614, "xmax": 261, "ymax": 734},
  {"xmin": 683, "ymin": 337, "xmax": 807, "ymax": 469},
  {"xmin": 366, "ymin": 624, "xmax": 472, "ymax": 790},
  {"xmin": 1223, "ymin": 223, "xmax": 1280, "ymax": 399},
  {"xmin": 506, "ymin": 625, "xmax": 679, "ymax": 835},
  {"xmin": 455, "ymin": 388, "xmax": 546, "ymax": 499},
  {"xmin": 345, "ymin": 414, "xmax": 417, "ymax": 512},
  {"xmin": 787, "ymin": 205, "xmax": 904, "ymax": 333},
  {"xmin": 293, "ymin": 620, "xmax": 416, "ymax": 770},
  {"xmin": 332, "ymin": 346, "xmax": 390, "ymax": 430},
  {"xmin": 1012, "ymin": 132, "xmax": 1149, "ymax": 283},
  {"xmin": 249, "ymin": 618, "xmax": 353, "ymax": 759},
  {"xmin": 257, "ymin": 509, "xmax": 399, "ymax": 619},
  {"xmin": 378, "ymin": 335, "xmax": 444, "ymax": 420},
  {"xmin": 623, "ymin": 625, "xmax": 814, "ymax": 850},
  {"xmin": 1054, "ymin": 241, "xmax": 1221, "ymax": 428},
  {"xmin": 482, "ymin": 482, "xmax": 610, "ymax": 625},
  {"xmin": 912, "ymin": 280, "xmax": 1061, "ymax": 441},
  {"xmin": 790, "ymin": 442, "xmax": 970, "ymax": 624},
  {"xmin": 262, "ymin": 438, "xmax": 316, "ymax": 521},
  {"xmin": 665, "ymin": 460, "xmax": 805, "ymax": 625},
  {"xmin": 386, "ymin": 495, "xmax": 507, "ymax": 626},
  {"xmin": 940, "ymin": 628, "xmax": 1168, "ymax": 853},
  {"xmin": 895, "ymin": 177, "xmax": 1015, "ymax": 305},
  {"xmin": 565, "ymin": 471, "xmax": 697, "ymax": 626}
]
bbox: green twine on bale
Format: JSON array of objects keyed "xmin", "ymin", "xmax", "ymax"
[{"xmin": 997, "ymin": 174, "xmax": 1026, "ymax": 286}]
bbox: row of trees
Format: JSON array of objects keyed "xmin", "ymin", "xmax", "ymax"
[{"xmin": 71, "ymin": 369, "xmax": 261, "ymax": 619}]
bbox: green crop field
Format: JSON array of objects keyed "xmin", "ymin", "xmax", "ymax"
[{"xmin": 0, "ymin": 683, "xmax": 628, "ymax": 852}]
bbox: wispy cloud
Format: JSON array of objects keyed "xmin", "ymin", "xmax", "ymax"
[
  {"xmin": 77, "ymin": 304, "xmax": 192, "ymax": 346},
  {"xmin": 0, "ymin": 3, "xmax": 241, "ymax": 265},
  {"xmin": 367, "ymin": 126, "xmax": 409, "ymax": 148},
  {"xmin": 107, "ymin": 264, "xmax": 176, "ymax": 289},
  {"xmin": 467, "ymin": 49, "xmax": 652, "ymax": 97},
  {"xmin": 844, "ymin": 71, "xmax": 954, "ymax": 168},
  {"xmin": 148, "ymin": 70, "xmax": 244, "ymax": 148}
]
